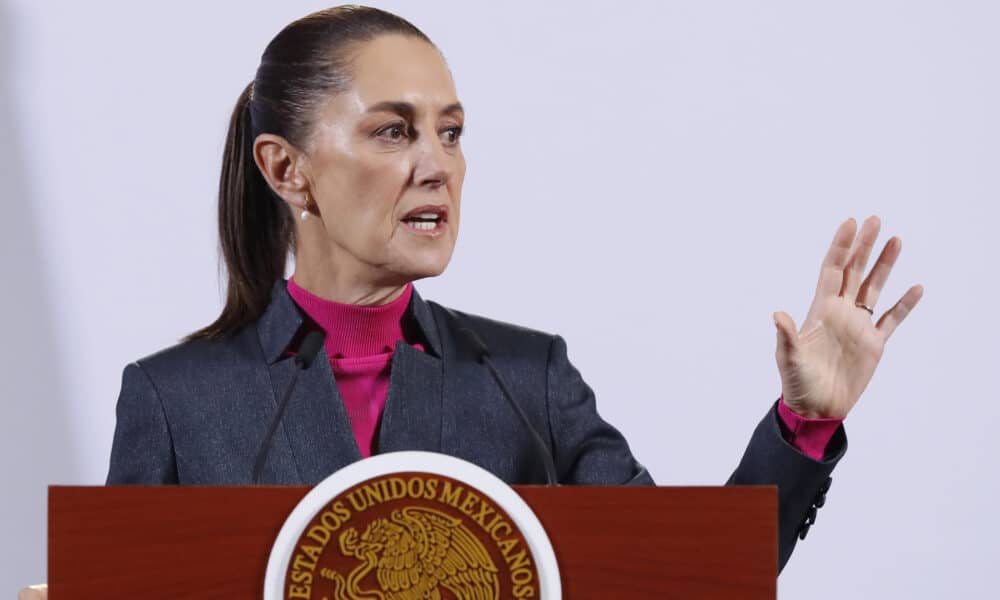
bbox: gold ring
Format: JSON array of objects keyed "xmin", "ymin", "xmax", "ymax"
[{"xmin": 855, "ymin": 301, "xmax": 874, "ymax": 316}]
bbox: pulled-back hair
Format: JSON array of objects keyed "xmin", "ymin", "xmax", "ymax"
[{"xmin": 187, "ymin": 5, "xmax": 431, "ymax": 340}]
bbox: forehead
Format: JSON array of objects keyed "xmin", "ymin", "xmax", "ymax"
[{"xmin": 347, "ymin": 34, "xmax": 458, "ymax": 111}]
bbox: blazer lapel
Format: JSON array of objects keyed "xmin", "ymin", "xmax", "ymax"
[
  {"xmin": 268, "ymin": 347, "xmax": 362, "ymax": 484},
  {"xmin": 256, "ymin": 280, "xmax": 361, "ymax": 484},
  {"xmin": 376, "ymin": 340, "xmax": 444, "ymax": 453}
]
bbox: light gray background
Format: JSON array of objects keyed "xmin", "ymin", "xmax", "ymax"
[{"xmin": 2, "ymin": 0, "xmax": 997, "ymax": 597}]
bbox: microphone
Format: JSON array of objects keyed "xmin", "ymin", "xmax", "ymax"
[
  {"xmin": 458, "ymin": 327, "xmax": 559, "ymax": 486},
  {"xmin": 251, "ymin": 329, "xmax": 326, "ymax": 484}
]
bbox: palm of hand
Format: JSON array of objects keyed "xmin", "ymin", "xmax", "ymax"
[{"xmin": 775, "ymin": 217, "xmax": 923, "ymax": 420}]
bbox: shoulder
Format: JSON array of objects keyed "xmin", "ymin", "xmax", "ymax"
[{"xmin": 127, "ymin": 324, "xmax": 262, "ymax": 386}]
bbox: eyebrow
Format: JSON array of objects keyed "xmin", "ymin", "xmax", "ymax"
[{"xmin": 366, "ymin": 100, "xmax": 464, "ymax": 119}]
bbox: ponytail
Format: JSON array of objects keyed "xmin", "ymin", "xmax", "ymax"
[
  {"xmin": 185, "ymin": 6, "xmax": 433, "ymax": 340},
  {"xmin": 185, "ymin": 82, "xmax": 294, "ymax": 340}
]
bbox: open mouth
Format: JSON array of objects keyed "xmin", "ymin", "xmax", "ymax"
[{"xmin": 401, "ymin": 205, "xmax": 448, "ymax": 234}]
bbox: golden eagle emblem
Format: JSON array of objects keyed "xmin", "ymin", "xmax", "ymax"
[{"xmin": 319, "ymin": 506, "xmax": 500, "ymax": 600}]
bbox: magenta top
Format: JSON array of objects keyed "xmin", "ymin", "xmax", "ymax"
[
  {"xmin": 777, "ymin": 396, "xmax": 843, "ymax": 460},
  {"xmin": 286, "ymin": 277, "xmax": 842, "ymax": 462}
]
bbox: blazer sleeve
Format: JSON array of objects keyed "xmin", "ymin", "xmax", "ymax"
[
  {"xmin": 106, "ymin": 362, "xmax": 179, "ymax": 484},
  {"xmin": 544, "ymin": 335, "xmax": 654, "ymax": 486},
  {"xmin": 545, "ymin": 334, "xmax": 847, "ymax": 574},
  {"xmin": 728, "ymin": 400, "xmax": 846, "ymax": 573}
]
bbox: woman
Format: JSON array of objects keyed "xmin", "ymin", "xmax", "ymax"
[{"xmin": 100, "ymin": 3, "xmax": 921, "ymax": 578}]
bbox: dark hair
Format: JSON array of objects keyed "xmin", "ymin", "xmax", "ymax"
[{"xmin": 187, "ymin": 5, "xmax": 432, "ymax": 341}]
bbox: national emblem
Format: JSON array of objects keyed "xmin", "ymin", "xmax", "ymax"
[{"xmin": 319, "ymin": 506, "xmax": 499, "ymax": 600}]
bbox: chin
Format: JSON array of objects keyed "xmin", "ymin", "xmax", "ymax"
[{"xmin": 397, "ymin": 247, "xmax": 454, "ymax": 281}]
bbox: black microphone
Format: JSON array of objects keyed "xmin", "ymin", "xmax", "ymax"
[
  {"xmin": 458, "ymin": 327, "xmax": 559, "ymax": 486},
  {"xmin": 251, "ymin": 330, "xmax": 326, "ymax": 484}
]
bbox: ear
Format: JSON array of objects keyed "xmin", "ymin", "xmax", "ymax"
[{"xmin": 252, "ymin": 133, "xmax": 311, "ymax": 210}]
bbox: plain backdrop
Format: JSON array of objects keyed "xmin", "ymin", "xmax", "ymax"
[{"xmin": 2, "ymin": 0, "xmax": 997, "ymax": 597}]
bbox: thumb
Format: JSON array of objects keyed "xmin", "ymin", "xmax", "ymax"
[{"xmin": 773, "ymin": 311, "xmax": 799, "ymax": 364}]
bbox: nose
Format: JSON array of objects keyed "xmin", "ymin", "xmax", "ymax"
[{"xmin": 411, "ymin": 132, "xmax": 453, "ymax": 190}]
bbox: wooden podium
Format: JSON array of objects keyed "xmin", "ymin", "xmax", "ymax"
[{"xmin": 49, "ymin": 485, "xmax": 777, "ymax": 598}]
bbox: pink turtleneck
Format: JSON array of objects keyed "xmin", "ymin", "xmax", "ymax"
[
  {"xmin": 287, "ymin": 277, "xmax": 422, "ymax": 458},
  {"xmin": 286, "ymin": 277, "xmax": 841, "ymax": 462}
]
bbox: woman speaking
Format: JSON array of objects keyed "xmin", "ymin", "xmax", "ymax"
[{"xmin": 102, "ymin": 3, "xmax": 921, "ymax": 578}]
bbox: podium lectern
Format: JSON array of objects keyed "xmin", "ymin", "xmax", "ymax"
[{"xmin": 49, "ymin": 485, "xmax": 777, "ymax": 598}]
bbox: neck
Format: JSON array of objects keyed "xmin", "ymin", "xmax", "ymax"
[
  {"xmin": 291, "ymin": 249, "xmax": 408, "ymax": 306},
  {"xmin": 290, "ymin": 271, "xmax": 408, "ymax": 306},
  {"xmin": 293, "ymin": 229, "xmax": 410, "ymax": 306}
]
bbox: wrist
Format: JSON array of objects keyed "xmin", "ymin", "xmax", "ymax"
[{"xmin": 779, "ymin": 395, "xmax": 845, "ymax": 422}]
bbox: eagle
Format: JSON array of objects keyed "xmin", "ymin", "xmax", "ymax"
[{"xmin": 319, "ymin": 506, "xmax": 501, "ymax": 600}]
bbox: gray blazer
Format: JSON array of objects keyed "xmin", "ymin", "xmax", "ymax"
[{"xmin": 107, "ymin": 280, "xmax": 845, "ymax": 572}]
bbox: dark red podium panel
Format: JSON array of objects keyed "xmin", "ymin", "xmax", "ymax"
[{"xmin": 49, "ymin": 485, "xmax": 776, "ymax": 599}]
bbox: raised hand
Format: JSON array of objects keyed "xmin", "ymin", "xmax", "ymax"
[{"xmin": 774, "ymin": 217, "xmax": 923, "ymax": 419}]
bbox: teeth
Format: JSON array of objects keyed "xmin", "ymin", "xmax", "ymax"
[
  {"xmin": 411, "ymin": 221, "xmax": 436, "ymax": 231},
  {"xmin": 412, "ymin": 212, "xmax": 440, "ymax": 219}
]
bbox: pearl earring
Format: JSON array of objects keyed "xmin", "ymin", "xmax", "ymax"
[{"xmin": 300, "ymin": 194, "xmax": 311, "ymax": 221}]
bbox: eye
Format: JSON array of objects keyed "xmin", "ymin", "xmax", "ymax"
[
  {"xmin": 440, "ymin": 125, "xmax": 463, "ymax": 146},
  {"xmin": 375, "ymin": 122, "xmax": 409, "ymax": 142}
]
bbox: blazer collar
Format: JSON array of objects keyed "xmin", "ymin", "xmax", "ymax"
[{"xmin": 257, "ymin": 279, "xmax": 442, "ymax": 363}]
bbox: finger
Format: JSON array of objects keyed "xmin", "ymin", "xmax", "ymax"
[
  {"xmin": 18, "ymin": 585, "xmax": 47, "ymax": 600},
  {"xmin": 841, "ymin": 215, "xmax": 881, "ymax": 299},
  {"xmin": 816, "ymin": 218, "xmax": 858, "ymax": 299},
  {"xmin": 857, "ymin": 236, "xmax": 902, "ymax": 308},
  {"xmin": 773, "ymin": 311, "xmax": 800, "ymax": 366},
  {"xmin": 876, "ymin": 284, "xmax": 924, "ymax": 339}
]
